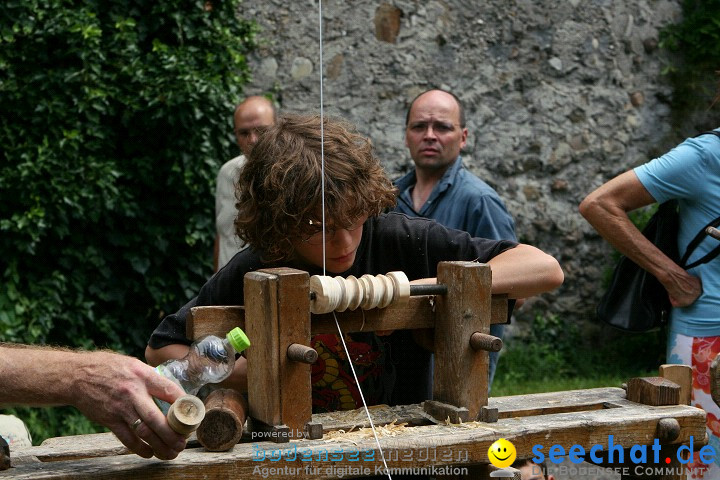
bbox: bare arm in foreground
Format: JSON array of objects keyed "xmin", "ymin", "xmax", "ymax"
[{"xmin": 0, "ymin": 344, "xmax": 187, "ymax": 459}]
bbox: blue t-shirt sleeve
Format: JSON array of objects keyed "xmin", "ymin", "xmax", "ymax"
[{"xmin": 634, "ymin": 134, "xmax": 714, "ymax": 203}]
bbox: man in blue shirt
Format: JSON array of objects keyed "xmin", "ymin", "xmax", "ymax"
[{"xmin": 394, "ymin": 89, "xmax": 517, "ymax": 388}]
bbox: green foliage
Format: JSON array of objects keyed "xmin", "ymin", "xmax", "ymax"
[
  {"xmin": 0, "ymin": 0, "xmax": 256, "ymax": 440},
  {"xmin": 659, "ymin": 0, "xmax": 720, "ymax": 120},
  {"xmin": 495, "ymin": 311, "xmax": 664, "ymax": 392},
  {"xmin": 659, "ymin": 0, "xmax": 720, "ymax": 70}
]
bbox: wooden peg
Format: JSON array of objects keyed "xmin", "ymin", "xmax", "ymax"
[
  {"xmin": 656, "ymin": 418, "xmax": 681, "ymax": 443},
  {"xmin": 659, "ymin": 364, "xmax": 692, "ymax": 405},
  {"xmin": 287, "ymin": 343, "xmax": 318, "ymax": 364},
  {"xmin": 197, "ymin": 388, "xmax": 248, "ymax": 451},
  {"xmin": 470, "ymin": 332, "xmax": 503, "ymax": 352},
  {"xmin": 167, "ymin": 395, "xmax": 206, "ymax": 436}
]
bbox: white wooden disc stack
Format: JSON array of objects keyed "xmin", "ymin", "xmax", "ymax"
[{"xmin": 310, "ymin": 271, "xmax": 410, "ymax": 314}]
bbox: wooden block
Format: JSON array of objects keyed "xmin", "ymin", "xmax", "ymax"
[
  {"xmin": 423, "ymin": 399, "xmax": 469, "ymax": 424},
  {"xmin": 197, "ymin": 389, "xmax": 247, "ymax": 451},
  {"xmin": 479, "ymin": 406, "xmax": 499, "ymax": 423},
  {"xmin": 304, "ymin": 421, "xmax": 323, "ymax": 440},
  {"xmin": 188, "ymin": 305, "xmax": 245, "ymax": 341},
  {"xmin": 659, "ymin": 364, "xmax": 692, "ymax": 405},
  {"xmin": 626, "ymin": 377, "xmax": 680, "ymax": 406}
]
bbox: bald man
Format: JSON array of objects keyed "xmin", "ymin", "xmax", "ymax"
[
  {"xmin": 214, "ymin": 96, "xmax": 276, "ymax": 271},
  {"xmin": 393, "ymin": 88, "xmax": 517, "ymax": 389}
]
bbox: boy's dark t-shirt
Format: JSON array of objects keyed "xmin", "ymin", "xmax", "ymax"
[{"xmin": 148, "ymin": 212, "xmax": 516, "ymax": 412}]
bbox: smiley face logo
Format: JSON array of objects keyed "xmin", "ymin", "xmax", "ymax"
[{"xmin": 488, "ymin": 438, "xmax": 517, "ymax": 469}]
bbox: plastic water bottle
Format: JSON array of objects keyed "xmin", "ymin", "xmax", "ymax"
[{"xmin": 155, "ymin": 327, "xmax": 250, "ymax": 413}]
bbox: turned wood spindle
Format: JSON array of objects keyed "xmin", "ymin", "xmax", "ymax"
[{"xmin": 309, "ymin": 271, "xmax": 411, "ymax": 314}]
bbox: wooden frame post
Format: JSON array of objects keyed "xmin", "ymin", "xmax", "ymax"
[
  {"xmin": 432, "ymin": 261, "xmax": 492, "ymax": 422},
  {"xmin": 244, "ymin": 268, "xmax": 314, "ymax": 441}
]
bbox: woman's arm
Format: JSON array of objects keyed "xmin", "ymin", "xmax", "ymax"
[{"xmin": 579, "ymin": 170, "xmax": 701, "ymax": 307}]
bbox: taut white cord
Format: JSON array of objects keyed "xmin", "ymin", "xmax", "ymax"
[
  {"xmin": 318, "ymin": 0, "xmax": 326, "ymax": 274},
  {"xmin": 317, "ymin": 2, "xmax": 391, "ymax": 477},
  {"xmin": 333, "ymin": 313, "xmax": 393, "ymax": 478}
]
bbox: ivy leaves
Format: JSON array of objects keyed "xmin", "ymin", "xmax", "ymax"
[{"xmin": 0, "ymin": 0, "xmax": 256, "ymax": 355}]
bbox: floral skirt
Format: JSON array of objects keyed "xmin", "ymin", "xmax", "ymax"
[{"xmin": 667, "ymin": 332, "xmax": 720, "ymax": 479}]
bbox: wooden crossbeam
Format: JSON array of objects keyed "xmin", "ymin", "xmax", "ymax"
[{"xmin": 4, "ymin": 399, "xmax": 706, "ymax": 480}]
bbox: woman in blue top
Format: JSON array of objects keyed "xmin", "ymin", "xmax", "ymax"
[{"xmin": 580, "ymin": 129, "xmax": 720, "ymax": 479}]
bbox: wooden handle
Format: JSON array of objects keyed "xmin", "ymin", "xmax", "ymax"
[
  {"xmin": 167, "ymin": 395, "xmax": 206, "ymax": 436},
  {"xmin": 469, "ymin": 332, "xmax": 503, "ymax": 352},
  {"xmin": 287, "ymin": 343, "xmax": 318, "ymax": 364},
  {"xmin": 196, "ymin": 389, "xmax": 248, "ymax": 451}
]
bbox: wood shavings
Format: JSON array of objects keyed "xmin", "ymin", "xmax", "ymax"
[{"xmin": 323, "ymin": 420, "xmax": 409, "ymax": 442}]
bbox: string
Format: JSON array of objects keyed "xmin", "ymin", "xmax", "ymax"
[
  {"xmin": 333, "ymin": 312, "xmax": 393, "ymax": 478},
  {"xmin": 317, "ymin": 2, "xmax": 391, "ymax": 477},
  {"xmin": 318, "ymin": 0, "xmax": 326, "ymax": 275}
]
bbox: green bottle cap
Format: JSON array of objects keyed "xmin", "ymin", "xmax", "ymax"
[{"xmin": 226, "ymin": 327, "xmax": 251, "ymax": 353}]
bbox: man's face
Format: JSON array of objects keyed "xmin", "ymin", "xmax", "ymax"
[
  {"xmin": 234, "ymin": 102, "xmax": 275, "ymax": 156},
  {"xmin": 291, "ymin": 216, "xmax": 366, "ymax": 274},
  {"xmin": 405, "ymin": 90, "xmax": 468, "ymax": 173}
]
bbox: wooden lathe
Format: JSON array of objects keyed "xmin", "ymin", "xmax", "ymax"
[{"xmin": 1, "ymin": 262, "xmax": 708, "ymax": 480}]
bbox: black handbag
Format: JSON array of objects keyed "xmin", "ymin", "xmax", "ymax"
[
  {"xmin": 597, "ymin": 203, "xmax": 720, "ymax": 332},
  {"xmin": 597, "ymin": 131, "xmax": 720, "ymax": 332},
  {"xmin": 596, "ymin": 201, "xmax": 679, "ymax": 332}
]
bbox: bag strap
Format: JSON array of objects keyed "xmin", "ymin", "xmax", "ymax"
[
  {"xmin": 695, "ymin": 130, "xmax": 720, "ymax": 139},
  {"xmin": 681, "ymin": 214, "xmax": 720, "ymax": 269},
  {"xmin": 678, "ymin": 131, "xmax": 720, "ymax": 269}
]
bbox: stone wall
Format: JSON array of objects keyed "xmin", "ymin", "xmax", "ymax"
[{"xmin": 239, "ymin": 0, "xmax": 696, "ymax": 328}]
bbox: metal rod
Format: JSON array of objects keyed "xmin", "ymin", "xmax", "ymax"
[
  {"xmin": 409, "ymin": 284, "xmax": 448, "ymax": 296},
  {"xmin": 309, "ymin": 280, "xmax": 448, "ymax": 302}
]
